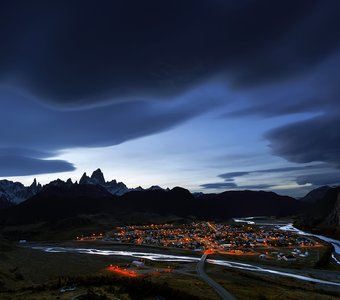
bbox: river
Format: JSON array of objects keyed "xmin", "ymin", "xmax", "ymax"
[
  {"xmin": 233, "ymin": 217, "xmax": 340, "ymax": 265},
  {"xmin": 278, "ymin": 223, "xmax": 340, "ymax": 264},
  {"xmin": 31, "ymin": 245, "xmax": 340, "ymax": 287}
]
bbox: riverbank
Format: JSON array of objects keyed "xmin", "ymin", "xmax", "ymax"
[{"xmin": 279, "ymin": 223, "xmax": 340, "ymax": 264}]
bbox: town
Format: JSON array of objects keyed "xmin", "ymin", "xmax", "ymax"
[{"xmin": 76, "ymin": 221, "xmax": 321, "ymax": 262}]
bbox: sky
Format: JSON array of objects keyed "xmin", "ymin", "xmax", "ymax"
[{"xmin": 0, "ymin": 1, "xmax": 340, "ymax": 197}]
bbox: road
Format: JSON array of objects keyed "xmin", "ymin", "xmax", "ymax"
[{"xmin": 196, "ymin": 253, "xmax": 236, "ymax": 300}]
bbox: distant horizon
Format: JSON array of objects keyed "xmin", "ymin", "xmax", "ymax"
[{"xmin": 1, "ymin": 167, "xmax": 336, "ymax": 198}]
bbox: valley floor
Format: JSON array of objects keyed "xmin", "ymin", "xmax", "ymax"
[{"xmin": 1, "ymin": 241, "xmax": 340, "ymax": 300}]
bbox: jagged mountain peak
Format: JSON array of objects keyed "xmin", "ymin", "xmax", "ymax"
[
  {"xmin": 107, "ymin": 179, "xmax": 117, "ymax": 185},
  {"xmin": 79, "ymin": 172, "xmax": 90, "ymax": 185},
  {"xmin": 30, "ymin": 178, "xmax": 37, "ymax": 188},
  {"xmin": 0, "ymin": 179, "xmax": 24, "ymax": 189},
  {"xmin": 77, "ymin": 169, "xmax": 129, "ymax": 195},
  {"xmin": 46, "ymin": 179, "xmax": 67, "ymax": 187},
  {"xmin": 0, "ymin": 178, "xmax": 42, "ymax": 204},
  {"xmin": 29, "ymin": 178, "xmax": 42, "ymax": 191},
  {"xmin": 0, "ymin": 169, "xmax": 170, "ymax": 206},
  {"xmin": 91, "ymin": 168, "xmax": 105, "ymax": 185}
]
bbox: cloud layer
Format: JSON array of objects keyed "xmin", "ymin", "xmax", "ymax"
[
  {"xmin": 266, "ymin": 114, "xmax": 340, "ymax": 167},
  {"xmin": 201, "ymin": 164, "xmax": 339, "ymax": 192},
  {"xmin": 0, "ymin": 1, "xmax": 340, "ymax": 182},
  {"xmin": 0, "ymin": 155, "xmax": 75, "ymax": 177},
  {"xmin": 1, "ymin": 1, "xmax": 340, "ymax": 107},
  {"xmin": 0, "ymin": 86, "xmax": 216, "ymax": 175}
]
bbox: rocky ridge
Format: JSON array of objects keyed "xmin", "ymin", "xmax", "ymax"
[
  {"xmin": 0, "ymin": 179, "xmax": 42, "ymax": 205},
  {"xmin": 0, "ymin": 169, "xmax": 165, "ymax": 205}
]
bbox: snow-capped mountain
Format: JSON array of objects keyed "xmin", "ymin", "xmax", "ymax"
[
  {"xmin": 0, "ymin": 178, "xmax": 42, "ymax": 204},
  {"xmin": 0, "ymin": 168, "xmax": 168, "ymax": 206},
  {"xmin": 80, "ymin": 169, "xmax": 168, "ymax": 195},
  {"xmin": 79, "ymin": 169, "xmax": 131, "ymax": 195}
]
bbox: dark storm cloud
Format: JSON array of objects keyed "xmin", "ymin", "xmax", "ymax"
[
  {"xmin": 202, "ymin": 164, "xmax": 331, "ymax": 192},
  {"xmin": 219, "ymin": 165, "xmax": 326, "ymax": 181},
  {"xmin": 0, "ymin": 148, "xmax": 54, "ymax": 159},
  {"xmin": 266, "ymin": 114, "xmax": 340, "ymax": 167},
  {"xmin": 296, "ymin": 173, "xmax": 340, "ymax": 186},
  {"xmin": 238, "ymin": 184, "xmax": 276, "ymax": 190},
  {"xmin": 0, "ymin": 87, "xmax": 213, "ymax": 175},
  {"xmin": 223, "ymin": 52, "xmax": 340, "ymax": 119},
  {"xmin": 0, "ymin": 156, "xmax": 75, "ymax": 176},
  {"xmin": 222, "ymin": 50, "xmax": 340, "ymax": 176},
  {"xmin": 0, "ymin": 88, "xmax": 213, "ymax": 150},
  {"xmin": 1, "ymin": 1, "xmax": 340, "ymax": 177},
  {"xmin": 224, "ymin": 101, "xmax": 323, "ymax": 119},
  {"xmin": 200, "ymin": 182, "xmax": 275, "ymax": 190},
  {"xmin": 1, "ymin": 0, "xmax": 340, "ymax": 107},
  {"xmin": 219, "ymin": 172, "xmax": 250, "ymax": 181},
  {"xmin": 200, "ymin": 182, "xmax": 237, "ymax": 189}
]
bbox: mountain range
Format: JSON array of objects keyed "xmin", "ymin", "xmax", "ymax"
[
  {"xmin": 0, "ymin": 169, "xmax": 164, "ymax": 206},
  {"xmin": 0, "ymin": 169, "xmax": 304, "ymax": 223},
  {"xmin": 0, "ymin": 169, "xmax": 339, "ymax": 239},
  {"xmin": 0, "ymin": 178, "xmax": 42, "ymax": 208}
]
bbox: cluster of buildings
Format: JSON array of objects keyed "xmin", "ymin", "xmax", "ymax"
[
  {"xmin": 106, "ymin": 223, "xmax": 205, "ymax": 250},
  {"xmin": 209, "ymin": 223, "xmax": 316, "ymax": 249},
  {"xmin": 77, "ymin": 222, "xmax": 318, "ymax": 260}
]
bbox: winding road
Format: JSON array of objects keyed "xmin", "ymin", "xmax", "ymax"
[{"xmin": 196, "ymin": 253, "xmax": 236, "ymax": 300}]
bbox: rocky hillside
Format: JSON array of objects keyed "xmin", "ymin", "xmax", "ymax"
[
  {"xmin": 295, "ymin": 186, "xmax": 340, "ymax": 239},
  {"xmin": 0, "ymin": 169, "xmax": 162, "ymax": 206},
  {"xmin": 0, "ymin": 184, "xmax": 304, "ymax": 225},
  {"xmin": 300, "ymin": 186, "xmax": 331, "ymax": 203},
  {"xmin": 326, "ymin": 191, "xmax": 340, "ymax": 227},
  {"xmin": 79, "ymin": 169, "xmax": 130, "ymax": 195},
  {"xmin": 0, "ymin": 179, "xmax": 42, "ymax": 205}
]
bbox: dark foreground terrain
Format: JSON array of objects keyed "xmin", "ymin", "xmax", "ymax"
[{"xmin": 0, "ymin": 238, "xmax": 339, "ymax": 300}]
